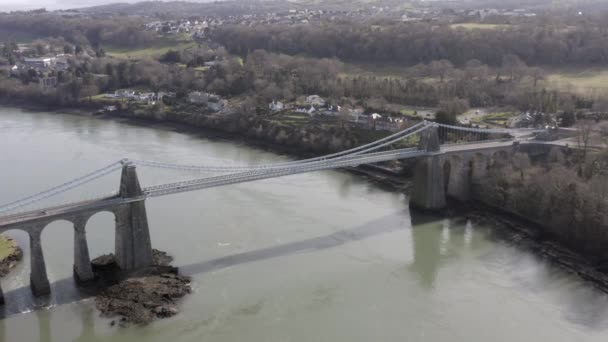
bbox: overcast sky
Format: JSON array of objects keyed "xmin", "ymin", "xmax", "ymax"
[
  {"xmin": 1, "ymin": 1, "xmax": 138, "ymax": 11},
  {"xmin": 1, "ymin": 0, "xmax": 213, "ymax": 11}
]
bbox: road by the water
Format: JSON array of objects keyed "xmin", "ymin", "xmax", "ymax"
[{"xmin": 0, "ymin": 107, "xmax": 607, "ymax": 342}]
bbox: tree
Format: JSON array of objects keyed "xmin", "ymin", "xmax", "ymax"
[
  {"xmin": 435, "ymin": 110, "xmax": 458, "ymax": 125},
  {"xmin": 576, "ymin": 119, "xmax": 594, "ymax": 165},
  {"xmin": 338, "ymin": 107, "xmax": 351, "ymax": 128},
  {"xmin": 560, "ymin": 111, "xmax": 576, "ymax": 127},
  {"xmin": 439, "ymin": 97, "xmax": 469, "ymax": 117},
  {"xmin": 501, "ymin": 54, "xmax": 525, "ymax": 81},
  {"xmin": 95, "ymin": 48, "xmax": 106, "ymax": 58},
  {"xmin": 429, "ymin": 59, "xmax": 453, "ymax": 82},
  {"xmin": 63, "ymin": 45, "xmax": 74, "ymax": 54},
  {"xmin": 529, "ymin": 67, "xmax": 546, "ymax": 87},
  {"xmin": 160, "ymin": 50, "xmax": 182, "ymax": 64},
  {"xmin": 512, "ymin": 153, "xmax": 531, "ymax": 181}
]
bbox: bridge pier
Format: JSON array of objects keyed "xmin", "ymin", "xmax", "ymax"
[
  {"xmin": 410, "ymin": 155, "xmax": 447, "ymax": 210},
  {"xmin": 30, "ymin": 229, "xmax": 51, "ymax": 297},
  {"xmin": 410, "ymin": 124, "xmax": 447, "ymax": 211},
  {"xmin": 73, "ymin": 218, "xmax": 95, "ymax": 283},
  {"xmin": 115, "ymin": 163, "xmax": 153, "ymax": 271}
]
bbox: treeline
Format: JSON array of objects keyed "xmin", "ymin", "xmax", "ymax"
[
  {"xmin": 478, "ymin": 145, "xmax": 608, "ymax": 259},
  {"xmin": 199, "ymin": 50, "xmax": 581, "ymax": 113},
  {"xmin": 0, "ymin": 13, "xmax": 154, "ymax": 48},
  {"xmin": 0, "ymin": 46, "xmax": 589, "ymax": 118},
  {"xmin": 211, "ymin": 22, "xmax": 608, "ymax": 67},
  {"xmin": 0, "ymin": 57, "xmax": 198, "ymax": 106}
]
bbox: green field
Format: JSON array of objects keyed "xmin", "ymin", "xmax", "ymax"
[
  {"xmin": 450, "ymin": 23, "xmax": 511, "ymax": 30},
  {"xmin": 547, "ymin": 67, "xmax": 608, "ymax": 95},
  {"xmin": 470, "ymin": 111, "xmax": 516, "ymax": 126},
  {"xmin": 106, "ymin": 35, "xmax": 197, "ymax": 60}
]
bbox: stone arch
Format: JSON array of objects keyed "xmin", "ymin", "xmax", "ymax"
[
  {"xmin": 40, "ymin": 219, "xmax": 75, "ymax": 283},
  {"xmin": 81, "ymin": 210, "xmax": 117, "ymax": 258},
  {"xmin": 490, "ymin": 150, "xmax": 510, "ymax": 168},
  {"xmin": 445, "ymin": 154, "xmax": 472, "ymax": 201},
  {"xmin": 470, "ymin": 152, "xmax": 489, "ymax": 182}
]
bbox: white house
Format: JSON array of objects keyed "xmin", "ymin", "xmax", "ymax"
[
  {"xmin": 189, "ymin": 91, "xmax": 209, "ymax": 104},
  {"xmin": 24, "ymin": 57, "xmax": 55, "ymax": 69},
  {"xmin": 306, "ymin": 95, "xmax": 326, "ymax": 107},
  {"xmin": 269, "ymin": 100, "xmax": 285, "ymax": 112}
]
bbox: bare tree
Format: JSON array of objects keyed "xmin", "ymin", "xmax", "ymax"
[
  {"xmin": 502, "ymin": 54, "xmax": 526, "ymax": 82},
  {"xmin": 338, "ymin": 107, "xmax": 351, "ymax": 129},
  {"xmin": 528, "ymin": 67, "xmax": 546, "ymax": 87},
  {"xmin": 512, "ymin": 153, "xmax": 532, "ymax": 181},
  {"xmin": 429, "ymin": 59, "xmax": 453, "ymax": 82},
  {"xmin": 577, "ymin": 119, "xmax": 594, "ymax": 160}
]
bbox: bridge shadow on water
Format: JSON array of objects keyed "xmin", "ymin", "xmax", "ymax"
[{"xmin": 0, "ymin": 211, "xmax": 412, "ymax": 319}]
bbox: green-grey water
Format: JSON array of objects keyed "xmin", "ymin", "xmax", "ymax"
[{"xmin": 0, "ymin": 106, "xmax": 607, "ymax": 341}]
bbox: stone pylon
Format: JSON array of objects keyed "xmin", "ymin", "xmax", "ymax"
[{"xmin": 115, "ymin": 162, "xmax": 154, "ymax": 271}]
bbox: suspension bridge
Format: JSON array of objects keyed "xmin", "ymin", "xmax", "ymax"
[{"xmin": 0, "ymin": 121, "xmax": 547, "ymax": 303}]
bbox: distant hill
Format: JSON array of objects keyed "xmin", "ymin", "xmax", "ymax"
[
  {"xmin": 75, "ymin": 0, "xmax": 608, "ymax": 17},
  {"xmin": 78, "ymin": 1, "xmax": 302, "ymax": 17}
]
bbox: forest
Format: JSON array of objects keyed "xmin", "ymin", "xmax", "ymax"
[
  {"xmin": 211, "ymin": 21, "xmax": 608, "ymax": 67},
  {"xmin": 0, "ymin": 12, "xmax": 155, "ymax": 48}
]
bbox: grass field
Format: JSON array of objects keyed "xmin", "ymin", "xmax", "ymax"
[
  {"xmin": 106, "ymin": 35, "xmax": 197, "ymax": 60},
  {"xmin": 470, "ymin": 112, "xmax": 515, "ymax": 125},
  {"xmin": 546, "ymin": 67, "xmax": 608, "ymax": 95},
  {"xmin": 450, "ymin": 23, "xmax": 511, "ymax": 30}
]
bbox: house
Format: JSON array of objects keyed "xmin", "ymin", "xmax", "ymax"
[
  {"xmin": 24, "ymin": 57, "xmax": 56, "ymax": 69},
  {"xmin": 269, "ymin": 100, "xmax": 285, "ymax": 112},
  {"xmin": 114, "ymin": 89, "xmax": 136, "ymax": 98},
  {"xmin": 55, "ymin": 54, "xmax": 71, "ymax": 70},
  {"xmin": 295, "ymin": 105, "xmax": 317, "ymax": 115},
  {"xmin": 189, "ymin": 91, "xmax": 209, "ymax": 104},
  {"xmin": 306, "ymin": 95, "xmax": 326, "ymax": 107},
  {"xmin": 208, "ymin": 99, "xmax": 227, "ymax": 112},
  {"xmin": 204, "ymin": 60, "xmax": 220, "ymax": 68},
  {"xmin": 39, "ymin": 76, "xmax": 58, "ymax": 90},
  {"xmin": 323, "ymin": 105, "xmax": 341, "ymax": 116}
]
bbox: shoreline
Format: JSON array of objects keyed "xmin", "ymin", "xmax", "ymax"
[{"xmin": 2, "ymin": 103, "xmax": 608, "ymax": 295}]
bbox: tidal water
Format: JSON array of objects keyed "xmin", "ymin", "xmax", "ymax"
[{"xmin": 1, "ymin": 106, "xmax": 607, "ymax": 341}]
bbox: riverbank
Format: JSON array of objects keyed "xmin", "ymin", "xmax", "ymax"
[{"xmin": 0, "ymin": 234, "xmax": 22, "ymax": 278}]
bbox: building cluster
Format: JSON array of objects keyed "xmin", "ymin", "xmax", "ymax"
[
  {"xmin": 467, "ymin": 8, "xmax": 537, "ymax": 19},
  {"xmin": 3, "ymin": 53, "xmax": 73, "ymax": 90},
  {"xmin": 104, "ymin": 89, "xmax": 174, "ymax": 105},
  {"xmin": 145, "ymin": 19, "xmax": 211, "ymax": 36},
  {"xmin": 269, "ymin": 95, "xmax": 408, "ymax": 132},
  {"xmin": 143, "ymin": 6, "xmax": 427, "ymax": 35},
  {"xmin": 188, "ymin": 91, "xmax": 230, "ymax": 112}
]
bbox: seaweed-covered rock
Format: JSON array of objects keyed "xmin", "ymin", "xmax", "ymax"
[{"xmin": 95, "ymin": 273, "xmax": 191, "ymax": 325}]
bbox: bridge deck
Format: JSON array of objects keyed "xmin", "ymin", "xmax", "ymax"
[{"xmin": 0, "ymin": 139, "xmax": 537, "ymax": 230}]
